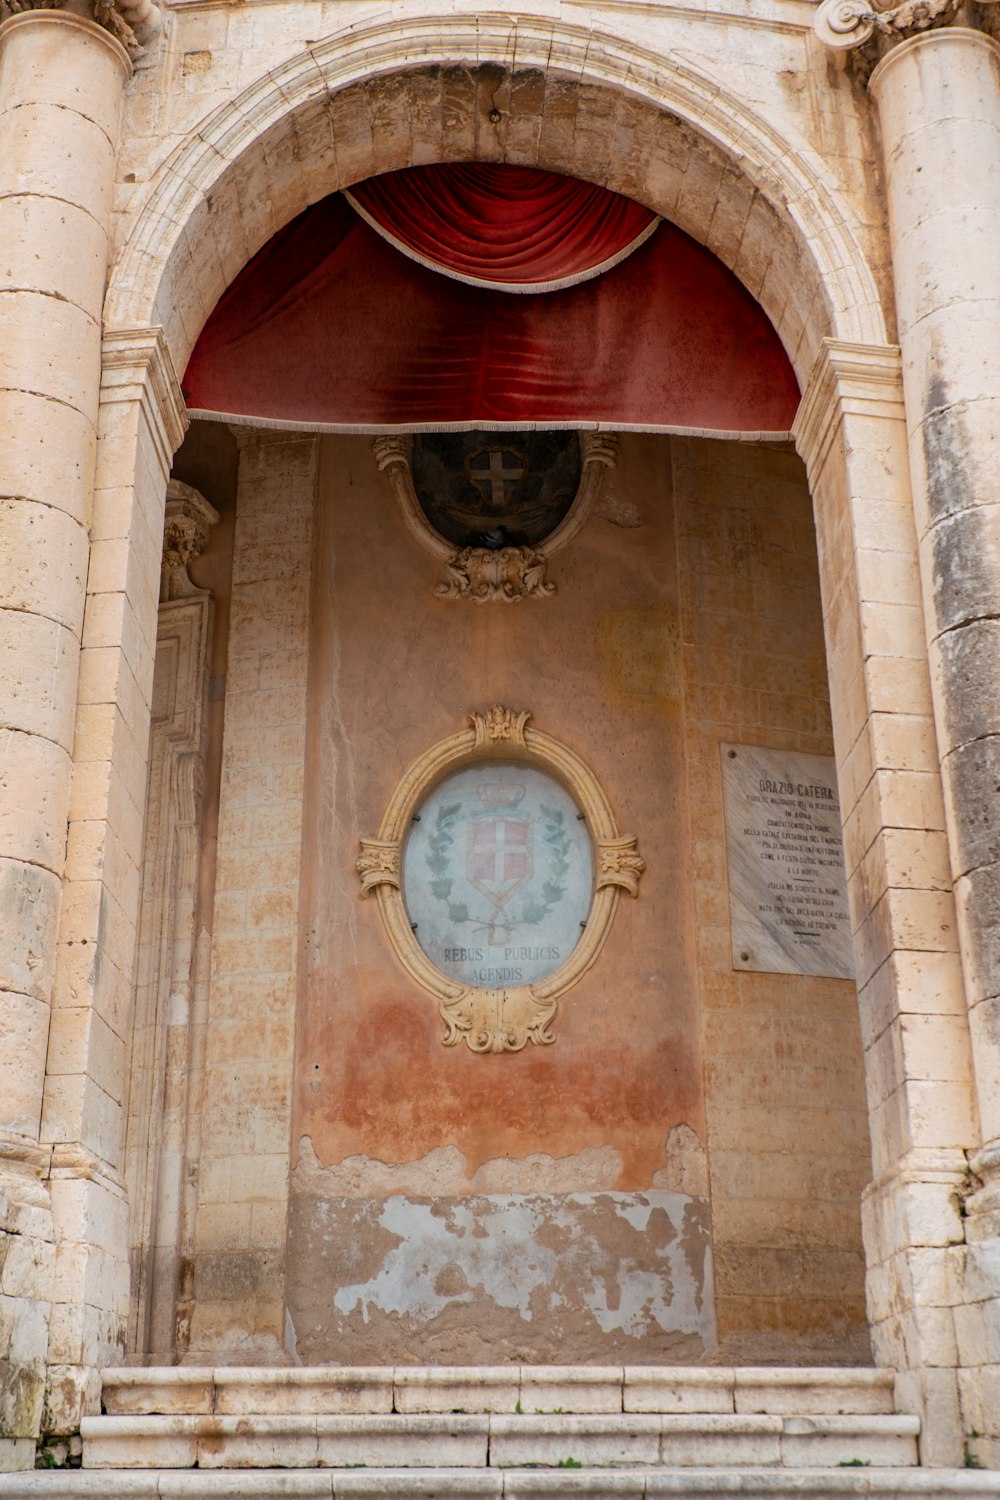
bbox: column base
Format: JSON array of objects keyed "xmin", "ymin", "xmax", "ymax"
[
  {"xmin": 862, "ymin": 1149, "xmax": 969, "ymax": 1467},
  {"xmin": 0, "ymin": 1138, "xmax": 54, "ymax": 1469},
  {"xmin": 956, "ymin": 1145, "xmax": 1000, "ymax": 1468}
]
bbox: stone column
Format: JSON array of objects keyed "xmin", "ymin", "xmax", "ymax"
[
  {"xmin": 0, "ymin": 11, "xmax": 130, "ymax": 1467},
  {"xmin": 869, "ymin": 20, "xmax": 1000, "ymax": 1182},
  {"xmin": 794, "ymin": 341, "xmax": 976, "ymax": 1467},
  {"xmin": 38, "ymin": 328, "xmax": 186, "ymax": 1435},
  {"xmin": 815, "ymin": 0, "xmax": 1000, "ymax": 1464},
  {"xmin": 868, "ymin": 31, "xmax": 1000, "ymax": 1463}
]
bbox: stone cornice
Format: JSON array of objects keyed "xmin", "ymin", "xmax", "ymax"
[
  {"xmin": 814, "ymin": 0, "xmax": 997, "ymax": 52},
  {"xmin": 0, "ymin": 0, "xmax": 160, "ymax": 57}
]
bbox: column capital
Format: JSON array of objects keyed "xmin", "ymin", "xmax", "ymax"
[
  {"xmin": 102, "ymin": 326, "xmax": 189, "ymax": 472},
  {"xmin": 793, "ymin": 338, "xmax": 904, "ymax": 476},
  {"xmin": 814, "ymin": 0, "xmax": 998, "ymax": 55},
  {"xmin": 0, "ymin": 0, "xmax": 159, "ymax": 60}
]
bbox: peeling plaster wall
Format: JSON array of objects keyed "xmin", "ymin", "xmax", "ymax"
[
  {"xmin": 288, "ymin": 432, "xmax": 711, "ymax": 1362},
  {"xmin": 289, "ymin": 1185, "xmax": 712, "ymax": 1364}
]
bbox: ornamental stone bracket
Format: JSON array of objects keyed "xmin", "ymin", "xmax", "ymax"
[
  {"xmin": 373, "ymin": 431, "xmax": 619, "ymax": 604},
  {"xmin": 437, "ymin": 544, "xmax": 554, "ymax": 603},
  {"xmin": 814, "ymin": 0, "xmax": 998, "ymax": 50},
  {"xmin": 161, "ymin": 480, "xmax": 219, "ymax": 602},
  {"xmin": 469, "ymin": 703, "xmax": 532, "ymax": 748},
  {"xmin": 357, "ymin": 838, "xmax": 401, "ymax": 896},
  {"xmin": 0, "ymin": 0, "xmax": 162, "ymax": 57},
  {"xmin": 356, "ymin": 706, "xmax": 643, "ymax": 1054},
  {"xmin": 597, "ymin": 836, "xmax": 646, "ymax": 897}
]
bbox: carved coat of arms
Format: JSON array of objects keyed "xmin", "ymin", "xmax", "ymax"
[{"xmin": 373, "ymin": 432, "xmax": 621, "ymax": 603}]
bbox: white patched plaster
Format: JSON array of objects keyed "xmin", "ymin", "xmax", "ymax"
[{"xmin": 328, "ymin": 1191, "xmax": 710, "ymax": 1342}]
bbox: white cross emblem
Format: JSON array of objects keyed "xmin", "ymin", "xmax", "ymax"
[{"xmin": 468, "ymin": 448, "xmax": 527, "ymax": 508}]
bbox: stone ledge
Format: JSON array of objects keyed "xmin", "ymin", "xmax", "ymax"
[
  {"xmin": 1, "ymin": 1466, "xmax": 1000, "ymax": 1498},
  {"xmin": 100, "ymin": 1366, "xmax": 898, "ymax": 1419},
  {"xmin": 78, "ymin": 1413, "xmax": 921, "ymax": 1473}
]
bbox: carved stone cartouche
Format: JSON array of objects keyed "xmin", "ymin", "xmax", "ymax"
[
  {"xmin": 435, "ymin": 545, "xmax": 555, "ymax": 604},
  {"xmin": 373, "ymin": 431, "xmax": 619, "ymax": 602},
  {"xmin": 357, "ymin": 706, "xmax": 644, "ymax": 1054}
]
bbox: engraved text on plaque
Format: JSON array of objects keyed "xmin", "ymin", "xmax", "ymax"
[{"xmin": 721, "ymin": 744, "xmax": 854, "ymax": 980}]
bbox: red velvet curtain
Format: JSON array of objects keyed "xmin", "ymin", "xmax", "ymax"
[
  {"xmin": 183, "ymin": 188, "xmax": 800, "ymax": 434},
  {"xmin": 346, "ymin": 164, "xmax": 658, "ymax": 290}
]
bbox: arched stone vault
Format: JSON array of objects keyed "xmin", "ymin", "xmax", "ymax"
[{"xmin": 106, "ymin": 13, "xmax": 891, "ymax": 388}]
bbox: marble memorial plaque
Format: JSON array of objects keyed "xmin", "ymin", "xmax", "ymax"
[
  {"xmin": 403, "ymin": 762, "xmax": 593, "ymax": 988},
  {"xmin": 721, "ymin": 743, "xmax": 854, "ymax": 980}
]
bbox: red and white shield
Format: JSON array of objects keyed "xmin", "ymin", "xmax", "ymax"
[{"xmin": 467, "ymin": 814, "xmax": 533, "ymax": 908}]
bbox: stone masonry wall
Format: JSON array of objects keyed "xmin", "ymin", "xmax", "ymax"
[{"xmin": 674, "ymin": 435, "xmax": 873, "ymax": 1363}]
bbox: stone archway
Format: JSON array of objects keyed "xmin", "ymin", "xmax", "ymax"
[
  {"xmin": 82, "ymin": 11, "xmax": 965, "ymax": 1417},
  {"xmin": 106, "ymin": 15, "xmax": 889, "ymax": 374}
]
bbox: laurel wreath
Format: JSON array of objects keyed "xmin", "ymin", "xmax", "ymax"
[{"xmin": 424, "ymin": 800, "xmax": 571, "ymax": 930}]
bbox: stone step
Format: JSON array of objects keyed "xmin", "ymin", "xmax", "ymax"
[
  {"xmin": 78, "ymin": 1412, "xmax": 921, "ymax": 1471},
  {"xmin": 3, "ymin": 1467, "xmax": 1000, "ymax": 1498},
  {"xmin": 100, "ymin": 1366, "xmax": 898, "ymax": 1419}
]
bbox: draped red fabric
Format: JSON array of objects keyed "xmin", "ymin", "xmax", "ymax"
[
  {"xmin": 183, "ymin": 191, "xmax": 800, "ymax": 434},
  {"xmin": 345, "ymin": 164, "xmax": 659, "ymax": 289}
]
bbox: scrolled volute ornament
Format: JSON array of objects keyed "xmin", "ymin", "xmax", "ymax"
[
  {"xmin": 596, "ymin": 836, "xmax": 646, "ymax": 899},
  {"xmin": 435, "ymin": 546, "xmax": 555, "ymax": 604},
  {"xmin": 468, "ymin": 704, "xmax": 532, "ymax": 748},
  {"xmin": 813, "ymin": 0, "xmax": 997, "ymax": 48},
  {"xmin": 813, "ymin": 0, "xmax": 878, "ymax": 47},
  {"xmin": 161, "ymin": 482, "xmax": 219, "ymax": 602},
  {"xmin": 371, "ymin": 434, "xmax": 412, "ymax": 471},
  {"xmin": 357, "ymin": 838, "xmax": 401, "ymax": 895},
  {"xmin": 579, "ymin": 431, "xmax": 620, "ymax": 468}
]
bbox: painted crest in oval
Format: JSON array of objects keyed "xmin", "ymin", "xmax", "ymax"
[{"xmin": 402, "ymin": 762, "xmax": 593, "ymax": 989}]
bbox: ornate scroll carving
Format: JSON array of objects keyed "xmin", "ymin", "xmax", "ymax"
[
  {"xmin": 0, "ymin": 0, "xmax": 163, "ymax": 55},
  {"xmin": 436, "ymin": 545, "xmax": 555, "ymax": 603},
  {"xmin": 371, "ymin": 434, "xmax": 412, "ymax": 471},
  {"xmin": 440, "ymin": 987, "xmax": 559, "ymax": 1055},
  {"xmin": 357, "ymin": 838, "xmax": 401, "ymax": 895},
  {"xmin": 357, "ymin": 707, "xmax": 643, "ymax": 1053},
  {"xmin": 814, "ymin": 0, "xmax": 997, "ymax": 50},
  {"xmin": 374, "ymin": 431, "xmax": 619, "ymax": 601},
  {"xmin": 468, "ymin": 704, "xmax": 532, "ymax": 748},
  {"xmin": 596, "ymin": 836, "xmax": 646, "ymax": 898},
  {"xmin": 579, "ymin": 431, "xmax": 619, "ymax": 467},
  {"xmin": 161, "ymin": 481, "xmax": 219, "ymax": 602}
]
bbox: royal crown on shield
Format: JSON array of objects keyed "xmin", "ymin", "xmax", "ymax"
[{"xmin": 475, "ymin": 779, "xmax": 526, "ymax": 810}]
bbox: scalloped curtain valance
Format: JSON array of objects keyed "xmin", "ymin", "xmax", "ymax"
[
  {"xmin": 344, "ymin": 163, "xmax": 660, "ymax": 292},
  {"xmin": 183, "ymin": 168, "xmax": 800, "ymax": 435}
]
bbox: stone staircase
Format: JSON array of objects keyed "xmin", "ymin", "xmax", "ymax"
[{"xmin": 1, "ymin": 1366, "xmax": 999, "ymax": 1497}]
